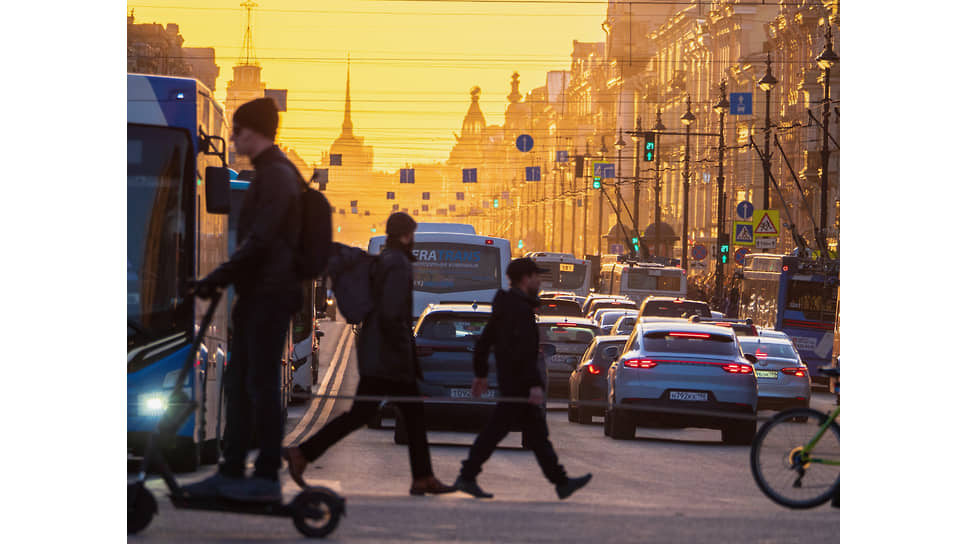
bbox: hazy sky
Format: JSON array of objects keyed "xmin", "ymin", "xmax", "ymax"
[{"xmin": 128, "ymin": 0, "xmax": 610, "ymax": 171}]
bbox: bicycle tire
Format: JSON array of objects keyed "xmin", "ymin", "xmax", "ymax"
[{"xmin": 750, "ymin": 408, "xmax": 839, "ymax": 509}]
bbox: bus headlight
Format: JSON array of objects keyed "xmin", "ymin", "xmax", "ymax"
[{"xmin": 138, "ymin": 393, "xmax": 168, "ymax": 415}]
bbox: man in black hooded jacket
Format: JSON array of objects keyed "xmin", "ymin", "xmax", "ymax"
[
  {"xmin": 453, "ymin": 258, "xmax": 592, "ymax": 500},
  {"xmin": 284, "ymin": 212, "xmax": 454, "ymax": 496}
]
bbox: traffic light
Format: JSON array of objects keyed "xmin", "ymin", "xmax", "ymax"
[
  {"xmin": 493, "ymin": 198, "xmax": 500, "ymax": 209},
  {"xmin": 593, "ymin": 175, "xmax": 602, "ymax": 189},
  {"xmin": 718, "ymin": 232, "xmax": 730, "ymax": 264},
  {"xmin": 643, "ymin": 132, "xmax": 656, "ymax": 161},
  {"xmin": 632, "ymin": 236, "xmax": 640, "ymax": 253}
]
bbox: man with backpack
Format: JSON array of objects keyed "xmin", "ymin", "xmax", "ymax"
[
  {"xmin": 185, "ymin": 97, "xmax": 326, "ymax": 503},
  {"xmin": 284, "ymin": 212, "xmax": 455, "ymax": 496},
  {"xmin": 453, "ymin": 258, "xmax": 592, "ymax": 500}
]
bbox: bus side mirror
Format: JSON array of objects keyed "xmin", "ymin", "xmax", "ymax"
[{"xmin": 205, "ymin": 166, "xmax": 231, "ymax": 214}]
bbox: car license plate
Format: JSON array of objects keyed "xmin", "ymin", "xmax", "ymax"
[
  {"xmin": 755, "ymin": 370, "xmax": 778, "ymax": 379},
  {"xmin": 450, "ymin": 388, "xmax": 495, "ymax": 399},
  {"xmin": 669, "ymin": 391, "xmax": 708, "ymax": 402}
]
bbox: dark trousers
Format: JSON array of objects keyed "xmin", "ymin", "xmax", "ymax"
[
  {"xmin": 220, "ymin": 289, "xmax": 299, "ymax": 481},
  {"xmin": 460, "ymin": 401, "xmax": 567, "ymax": 485},
  {"xmin": 298, "ymin": 375, "xmax": 434, "ymax": 480}
]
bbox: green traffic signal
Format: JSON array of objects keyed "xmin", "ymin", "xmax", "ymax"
[
  {"xmin": 493, "ymin": 199, "xmax": 500, "ymax": 208},
  {"xmin": 593, "ymin": 178, "xmax": 602, "ymax": 189},
  {"xmin": 643, "ymin": 132, "xmax": 656, "ymax": 162},
  {"xmin": 719, "ymin": 243, "xmax": 729, "ymax": 264}
]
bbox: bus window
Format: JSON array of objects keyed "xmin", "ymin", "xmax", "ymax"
[
  {"xmin": 785, "ymin": 280, "xmax": 837, "ymax": 322},
  {"xmin": 627, "ymin": 269, "xmax": 657, "ymax": 290},
  {"xmin": 412, "ymin": 242, "xmax": 502, "ymax": 293}
]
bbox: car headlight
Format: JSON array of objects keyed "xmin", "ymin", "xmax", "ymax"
[{"xmin": 138, "ymin": 393, "xmax": 168, "ymax": 416}]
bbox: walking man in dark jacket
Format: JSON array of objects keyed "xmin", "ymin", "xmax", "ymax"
[
  {"xmin": 284, "ymin": 212, "xmax": 455, "ymax": 496},
  {"xmin": 453, "ymin": 258, "xmax": 592, "ymax": 500},
  {"xmin": 184, "ymin": 97, "xmax": 310, "ymax": 502}
]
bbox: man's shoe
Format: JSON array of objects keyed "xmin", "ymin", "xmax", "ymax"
[
  {"xmin": 218, "ymin": 476, "xmax": 282, "ymax": 503},
  {"xmin": 556, "ymin": 473, "xmax": 592, "ymax": 500},
  {"xmin": 453, "ymin": 477, "xmax": 493, "ymax": 499},
  {"xmin": 410, "ymin": 476, "xmax": 457, "ymax": 496},
  {"xmin": 180, "ymin": 472, "xmax": 240, "ymax": 499},
  {"xmin": 283, "ymin": 446, "xmax": 308, "ymax": 488}
]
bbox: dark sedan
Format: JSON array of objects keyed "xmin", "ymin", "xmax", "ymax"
[{"xmin": 568, "ymin": 335, "xmax": 628, "ymax": 424}]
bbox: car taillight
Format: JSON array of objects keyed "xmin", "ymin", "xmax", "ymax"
[
  {"xmin": 781, "ymin": 367, "xmax": 807, "ymax": 377},
  {"xmin": 669, "ymin": 332, "xmax": 710, "ymax": 339},
  {"xmin": 624, "ymin": 358, "xmax": 658, "ymax": 369},
  {"xmin": 587, "ymin": 364, "xmax": 601, "ymax": 375},
  {"xmin": 721, "ymin": 363, "xmax": 753, "ymax": 374}
]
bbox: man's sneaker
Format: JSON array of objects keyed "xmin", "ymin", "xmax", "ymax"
[
  {"xmin": 555, "ymin": 473, "xmax": 592, "ymax": 500},
  {"xmin": 180, "ymin": 472, "xmax": 240, "ymax": 499},
  {"xmin": 453, "ymin": 477, "xmax": 493, "ymax": 499},
  {"xmin": 218, "ymin": 476, "xmax": 282, "ymax": 503}
]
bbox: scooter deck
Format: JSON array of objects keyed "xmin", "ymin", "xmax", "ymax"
[{"xmin": 170, "ymin": 495, "xmax": 302, "ymax": 517}]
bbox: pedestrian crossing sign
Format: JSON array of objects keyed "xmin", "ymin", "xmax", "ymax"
[
  {"xmin": 752, "ymin": 210, "xmax": 780, "ymax": 236},
  {"xmin": 733, "ymin": 221, "xmax": 754, "ymax": 246}
]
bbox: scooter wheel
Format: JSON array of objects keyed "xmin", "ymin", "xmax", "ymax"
[
  {"xmin": 127, "ymin": 482, "xmax": 157, "ymax": 535},
  {"xmin": 291, "ymin": 488, "xmax": 344, "ymax": 538}
]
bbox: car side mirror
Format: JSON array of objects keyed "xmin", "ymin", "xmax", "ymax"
[
  {"xmin": 314, "ymin": 330, "xmax": 325, "ymax": 340},
  {"xmin": 744, "ymin": 353, "xmax": 758, "ymax": 365},
  {"xmin": 540, "ymin": 343, "xmax": 556, "ymax": 357},
  {"xmin": 205, "ymin": 166, "xmax": 231, "ymax": 214}
]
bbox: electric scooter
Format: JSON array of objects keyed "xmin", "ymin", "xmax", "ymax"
[{"xmin": 127, "ymin": 290, "xmax": 346, "ymax": 538}]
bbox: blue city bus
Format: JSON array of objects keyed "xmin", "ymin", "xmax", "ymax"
[
  {"xmin": 737, "ymin": 254, "xmax": 839, "ymax": 386},
  {"xmin": 128, "ymin": 73, "xmax": 231, "ymax": 471}
]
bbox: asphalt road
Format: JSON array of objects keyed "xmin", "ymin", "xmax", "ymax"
[{"xmin": 129, "ymin": 318, "xmax": 839, "ymax": 543}]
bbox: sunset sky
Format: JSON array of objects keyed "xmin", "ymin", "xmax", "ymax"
[{"xmin": 128, "ymin": 0, "xmax": 610, "ymax": 171}]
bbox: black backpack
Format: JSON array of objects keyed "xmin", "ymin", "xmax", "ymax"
[
  {"xmin": 285, "ymin": 164, "xmax": 333, "ymax": 280},
  {"xmin": 327, "ymin": 242, "xmax": 377, "ymax": 324}
]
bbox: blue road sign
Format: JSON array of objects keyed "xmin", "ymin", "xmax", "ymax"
[
  {"xmin": 594, "ymin": 162, "xmax": 616, "ymax": 179},
  {"xmin": 422, "ymin": 192, "xmax": 430, "ymax": 200},
  {"xmin": 735, "ymin": 248, "xmax": 750, "ymax": 266},
  {"xmin": 456, "ymin": 192, "xmax": 464, "ymax": 201},
  {"xmin": 516, "ymin": 134, "xmax": 534, "ymax": 152},
  {"xmin": 691, "ymin": 244, "xmax": 707, "ymax": 261},
  {"xmin": 526, "ymin": 166, "xmax": 541, "ymax": 181},
  {"xmin": 737, "ymin": 200, "xmax": 754, "ymax": 220},
  {"xmin": 463, "ymin": 168, "xmax": 477, "ymax": 183},
  {"xmin": 730, "ymin": 93, "xmax": 753, "ymax": 115},
  {"xmin": 330, "ymin": 154, "xmax": 342, "ymax": 166},
  {"xmin": 735, "ymin": 223, "xmax": 754, "ymax": 244},
  {"xmin": 556, "ymin": 150, "xmax": 569, "ymax": 163},
  {"xmin": 386, "ymin": 191, "xmax": 395, "ymax": 200}
]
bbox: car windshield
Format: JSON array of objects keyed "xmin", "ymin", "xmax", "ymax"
[
  {"xmin": 600, "ymin": 311, "xmax": 633, "ymax": 328},
  {"xmin": 739, "ymin": 340, "xmax": 798, "ymax": 359},
  {"xmin": 591, "ymin": 301, "xmax": 637, "ymax": 314},
  {"xmin": 641, "ymin": 300, "xmax": 711, "ymax": 318},
  {"xmin": 539, "ymin": 324, "xmax": 598, "ymax": 345},
  {"xmin": 643, "ymin": 331, "xmax": 737, "ymax": 356},
  {"xmin": 417, "ymin": 312, "xmax": 489, "ymax": 342}
]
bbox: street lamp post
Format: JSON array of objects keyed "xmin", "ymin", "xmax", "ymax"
[
  {"xmin": 582, "ymin": 141, "xmax": 590, "ymax": 257},
  {"xmin": 615, "ymin": 129, "xmax": 626, "ymax": 255},
  {"xmin": 630, "ymin": 117, "xmax": 642, "ymax": 258},
  {"xmin": 652, "ymin": 108, "xmax": 666, "ymax": 258},
  {"xmin": 598, "ymin": 136, "xmax": 608, "ymax": 256},
  {"xmin": 713, "ymin": 81, "xmax": 730, "ymax": 301},
  {"xmin": 680, "ymin": 96, "xmax": 696, "ymax": 273},
  {"xmin": 758, "ymin": 52, "xmax": 777, "ymax": 212},
  {"xmin": 816, "ymin": 24, "xmax": 838, "ymax": 257}
]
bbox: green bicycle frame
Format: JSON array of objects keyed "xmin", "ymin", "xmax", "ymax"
[{"xmin": 800, "ymin": 407, "xmax": 840, "ymax": 466}]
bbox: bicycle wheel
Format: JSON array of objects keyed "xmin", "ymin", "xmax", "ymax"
[{"xmin": 750, "ymin": 408, "xmax": 839, "ymax": 509}]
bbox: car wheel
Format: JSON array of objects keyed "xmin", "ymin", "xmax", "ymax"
[
  {"xmin": 722, "ymin": 420, "xmax": 757, "ymax": 445},
  {"xmin": 610, "ymin": 409, "xmax": 635, "ymax": 440},
  {"xmin": 567, "ymin": 403, "xmax": 578, "ymax": 423}
]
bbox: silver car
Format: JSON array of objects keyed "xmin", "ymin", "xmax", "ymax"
[
  {"xmin": 605, "ymin": 321, "xmax": 759, "ymax": 444},
  {"xmin": 737, "ymin": 336, "xmax": 811, "ymax": 411},
  {"xmin": 594, "ymin": 308, "xmax": 639, "ymax": 333},
  {"xmin": 536, "ymin": 316, "xmax": 602, "ymax": 398}
]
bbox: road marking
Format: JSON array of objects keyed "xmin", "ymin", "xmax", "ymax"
[
  {"xmin": 301, "ymin": 332, "xmax": 355, "ymax": 440},
  {"xmin": 284, "ymin": 325, "xmax": 350, "ymax": 444}
]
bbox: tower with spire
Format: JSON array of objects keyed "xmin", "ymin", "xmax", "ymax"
[
  {"xmin": 326, "ymin": 56, "xmax": 373, "ymax": 185},
  {"xmin": 225, "ymin": 1, "xmax": 268, "ymax": 170}
]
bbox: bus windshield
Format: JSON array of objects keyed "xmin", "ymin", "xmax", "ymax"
[
  {"xmin": 541, "ymin": 262, "xmax": 587, "ymax": 290},
  {"xmin": 127, "ymin": 124, "xmax": 190, "ymax": 341},
  {"xmin": 412, "ymin": 242, "xmax": 502, "ymax": 293},
  {"xmin": 628, "ymin": 268, "xmax": 681, "ymax": 291}
]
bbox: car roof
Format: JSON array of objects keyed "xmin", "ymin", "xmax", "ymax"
[
  {"xmin": 536, "ymin": 316, "xmax": 599, "ymax": 325},
  {"xmin": 639, "ymin": 321, "xmax": 736, "ymax": 337},
  {"xmin": 643, "ymin": 296, "xmax": 708, "ymax": 305},
  {"xmin": 422, "ymin": 303, "xmax": 492, "ymax": 314},
  {"xmin": 594, "ymin": 335, "xmax": 630, "ymax": 343},
  {"xmin": 736, "ymin": 335, "xmax": 794, "ymax": 346}
]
